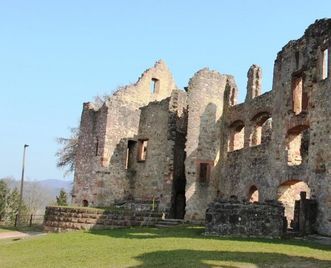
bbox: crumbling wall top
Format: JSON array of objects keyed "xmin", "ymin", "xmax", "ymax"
[{"xmin": 277, "ymin": 18, "xmax": 331, "ymax": 60}]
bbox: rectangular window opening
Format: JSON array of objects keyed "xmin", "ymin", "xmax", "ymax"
[
  {"xmin": 322, "ymin": 48, "xmax": 329, "ymax": 80},
  {"xmin": 150, "ymin": 78, "xmax": 159, "ymax": 94},
  {"xmin": 292, "ymin": 76, "xmax": 303, "ymax": 115},
  {"xmin": 126, "ymin": 140, "xmax": 136, "ymax": 169},
  {"xmin": 198, "ymin": 163, "xmax": 210, "ymax": 184},
  {"xmin": 137, "ymin": 139, "xmax": 148, "ymax": 161}
]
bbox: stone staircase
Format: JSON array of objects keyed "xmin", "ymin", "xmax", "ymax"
[{"xmin": 155, "ymin": 218, "xmax": 185, "ymax": 228}]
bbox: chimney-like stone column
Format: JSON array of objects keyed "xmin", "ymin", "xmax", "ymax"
[{"xmin": 246, "ymin": 64, "xmax": 262, "ymax": 101}]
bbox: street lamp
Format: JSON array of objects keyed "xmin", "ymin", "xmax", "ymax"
[{"xmin": 18, "ymin": 144, "xmax": 29, "ymax": 225}]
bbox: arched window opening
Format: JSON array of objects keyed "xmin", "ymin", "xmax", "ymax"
[
  {"xmin": 248, "ymin": 185, "xmax": 259, "ymax": 203},
  {"xmin": 250, "ymin": 112, "xmax": 272, "ymax": 146},
  {"xmin": 228, "ymin": 120, "xmax": 245, "ymax": 152},
  {"xmin": 287, "ymin": 125, "xmax": 309, "ymax": 166},
  {"xmin": 277, "ymin": 180, "xmax": 310, "ymax": 228}
]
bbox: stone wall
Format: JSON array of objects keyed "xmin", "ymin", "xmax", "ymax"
[
  {"xmin": 129, "ymin": 89, "xmax": 187, "ymax": 216},
  {"xmin": 205, "ymin": 199, "xmax": 285, "ymax": 238},
  {"xmin": 129, "ymin": 98, "xmax": 171, "ymax": 203},
  {"xmin": 72, "ymin": 60, "xmax": 177, "ymax": 207},
  {"xmin": 44, "ymin": 206, "xmax": 162, "ymax": 232},
  {"xmin": 217, "ymin": 19, "xmax": 331, "ymax": 236},
  {"xmin": 71, "ymin": 19, "xmax": 331, "ymax": 236}
]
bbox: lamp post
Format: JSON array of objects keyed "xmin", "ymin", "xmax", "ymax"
[{"xmin": 18, "ymin": 144, "xmax": 29, "ymax": 225}]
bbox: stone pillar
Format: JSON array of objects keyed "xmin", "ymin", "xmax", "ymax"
[
  {"xmin": 245, "ymin": 64, "xmax": 262, "ymax": 101},
  {"xmin": 299, "ymin": 191, "xmax": 307, "ymax": 235}
]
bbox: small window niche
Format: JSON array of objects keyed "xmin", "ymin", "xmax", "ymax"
[
  {"xmin": 322, "ymin": 48, "xmax": 329, "ymax": 80},
  {"xmin": 150, "ymin": 78, "xmax": 160, "ymax": 94},
  {"xmin": 137, "ymin": 139, "xmax": 148, "ymax": 162},
  {"xmin": 197, "ymin": 161, "xmax": 212, "ymax": 184},
  {"xmin": 125, "ymin": 140, "xmax": 137, "ymax": 169},
  {"xmin": 292, "ymin": 75, "xmax": 304, "ymax": 115}
]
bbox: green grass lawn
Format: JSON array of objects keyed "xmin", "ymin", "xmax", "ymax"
[{"xmin": 0, "ymin": 226, "xmax": 330, "ymax": 268}]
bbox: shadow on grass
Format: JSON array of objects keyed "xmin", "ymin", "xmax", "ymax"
[
  {"xmin": 0, "ymin": 225, "xmax": 43, "ymax": 233},
  {"xmin": 127, "ymin": 249, "xmax": 331, "ymax": 268},
  {"xmin": 88, "ymin": 226, "xmax": 331, "ymax": 251}
]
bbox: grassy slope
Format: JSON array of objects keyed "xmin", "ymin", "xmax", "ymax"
[{"xmin": 0, "ymin": 226, "xmax": 330, "ymax": 268}]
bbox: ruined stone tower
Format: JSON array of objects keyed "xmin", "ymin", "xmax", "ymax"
[{"xmin": 73, "ymin": 19, "xmax": 331, "ymax": 236}]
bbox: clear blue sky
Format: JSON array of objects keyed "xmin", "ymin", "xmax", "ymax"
[{"xmin": 1, "ymin": 0, "xmax": 330, "ymax": 181}]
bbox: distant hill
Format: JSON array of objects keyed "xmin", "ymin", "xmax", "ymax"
[
  {"xmin": 0, "ymin": 177, "xmax": 73, "ymax": 214},
  {"xmin": 2, "ymin": 178, "xmax": 73, "ymax": 196},
  {"xmin": 37, "ymin": 179, "xmax": 73, "ymax": 196}
]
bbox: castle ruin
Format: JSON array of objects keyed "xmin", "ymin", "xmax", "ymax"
[{"xmin": 72, "ymin": 19, "xmax": 331, "ymax": 236}]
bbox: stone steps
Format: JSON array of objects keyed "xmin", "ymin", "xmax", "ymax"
[{"xmin": 155, "ymin": 218, "xmax": 185, "ymax": 228}]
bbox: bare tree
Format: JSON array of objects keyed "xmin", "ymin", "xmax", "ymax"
[
  {"xmin": 56, "ymin": 127, "xmax": 79, "ymax": 175},
  {"xmin": 93, "ymin": 93, "xmax": 111, "ymax": 109},
  {"xmin": 55, "ymin": 93, "xmax": 111, "ymax": 176}
]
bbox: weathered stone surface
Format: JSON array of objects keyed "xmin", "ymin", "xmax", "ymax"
[
  {"xmin": 43, "ymin": 206, "xmax": 162, "ymax": 232},
  {"xmin": 217, "ymin": 19, "xmax": 331, "ymax": 236},
  {"xmin": 205, "ymin": 200, "xmax": 285, "ymax": 238}
]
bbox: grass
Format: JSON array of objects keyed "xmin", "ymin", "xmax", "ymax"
[{"xmin": 0, "ymin": 226, "xmax": 330, "ymax": 267}]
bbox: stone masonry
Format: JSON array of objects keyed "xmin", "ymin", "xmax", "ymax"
[
  {"xmin": 205, "ymin": 199, "xmax": 285, "ymax": 238},
  {"xmin": 44, "ymin": 206, "xmax": 162, "ymax": 232},
  {"xmin": 72, "ymin": 19, "xmax": 331, "ymax": 236}
]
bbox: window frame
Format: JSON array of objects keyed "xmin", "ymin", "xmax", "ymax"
[{"xmin": 137, "ymin": 139, "xmax": 149, "ymax": 162}]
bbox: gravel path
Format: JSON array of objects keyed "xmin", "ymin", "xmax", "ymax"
[{"xmin": 0, "ymin": 231, "xmax": 45, "ymax": 240}]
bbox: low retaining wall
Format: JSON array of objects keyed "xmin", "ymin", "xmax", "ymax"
[
  {"xmin": 205, "ymin": 199, "xmax": 286, "ymax": 238},
  {"xmin": 44, "ymin": 206, "xmax": 162, "ymax": 232}
]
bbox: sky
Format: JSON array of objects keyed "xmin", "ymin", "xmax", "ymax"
[{"xmin": 0, "ymin": 0, "xmax": 330, "ymax": 182}]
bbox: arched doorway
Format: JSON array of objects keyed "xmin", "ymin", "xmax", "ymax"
[
  {"xmin": 277, "ymin": 180, "xmax": 310, "ymax": 228},
  {"xmin": 248, "ymin": 185, "xmax": 259, "ymax": 202},
  {"xmin": 82, "ymin": 199, "xmax": 89, "ymax": 207}
]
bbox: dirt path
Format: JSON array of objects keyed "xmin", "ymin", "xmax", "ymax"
[{"xmin": 0, "ymin": 231, "xmax": 45, "ymax": 240}]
